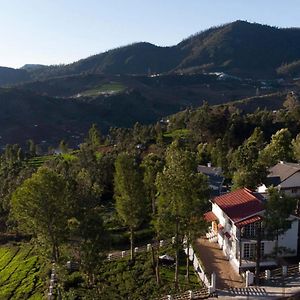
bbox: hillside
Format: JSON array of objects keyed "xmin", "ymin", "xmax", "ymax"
[
  {"xmin": 0, "ymin": 72, "xmax": 281, "ymax": 147},
  {"xmin": 0, "ymin": 67, "xmax": 30, "ymax": 86},
  {"xmin": 25, "ymin": 21, "xmax": 300, "ymax": 80},
  {"xmin": 2, "ymin": 21, "xmax": 300, "ymax": 87}
]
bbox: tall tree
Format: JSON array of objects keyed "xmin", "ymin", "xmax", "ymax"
[
  {"xmin": 11, "ymin": 167, "xmax": 71, "ymax": 261},
  {"xmin": 141, "ymin": 154, "xmax": 164, "ymax": 215},
  {"xmin": 86, "ymin": 123, "xmax": 102, "ymax": 148},
  {"xmin": 232, "ymin": 128, "xmax": 267, "ymax": 189},
  {"xmin": 260, "ymin": 128, "xmax": 293, "ymax": 166},
  {"xmin": 264, "ymin": 187, "xmax": 297, "ymax": 259},
  {"xmin": 114, "ymin": 153, "xmax": 146, "ymax": 260},
  {"xmin": 156, "ymin": 142, "xmax": 209, "ymax": 288}
]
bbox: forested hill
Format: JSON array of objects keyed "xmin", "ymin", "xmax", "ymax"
[
  {"xmin": 2, "ymin": 21, "xmax": 300, "ymax": 86},
  {"xmin": 0, "ymin": 67, "xmax": 30, "ymax": 86}
]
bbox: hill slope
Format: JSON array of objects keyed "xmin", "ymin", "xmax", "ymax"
[
  {"xmin": 25, "ymin": 21, "xmax": 300, "ymax": 80},
  {"xmin": 2, "ymin": 21, "xmax": 300, "ymax": 86}
]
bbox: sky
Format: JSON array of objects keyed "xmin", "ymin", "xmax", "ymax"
[{"xmin": 1, "ymin": 0, "xmax": 300, "ymax": 68}]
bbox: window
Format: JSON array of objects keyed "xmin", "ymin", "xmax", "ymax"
[
  {"xmin": 243, "ymin": 243, "xmax": 255, "ymax": 259},
  {"xmin": 243, "ymin": 243, "xmax": 264, "ymax": 259},
  {"xmin": 243, "ymin": 223, "xmax": 256, "ymax": 238}
]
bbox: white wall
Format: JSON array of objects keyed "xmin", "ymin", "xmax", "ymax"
[
  {"xmin": 281, "ymin": 172, "xmax": 300, "ymax": 189},
  {"xmin": 278, "ymin": 218, "xmax": 299, "ymax": 256}
]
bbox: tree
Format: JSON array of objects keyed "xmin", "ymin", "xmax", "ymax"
[
  {"xmin": 231, "ymin": 128, "xmax": 267, "ymax": 189},
  {"xmin": 86, "ymin": 124, "xmax": 102, "ymax": 148},
  {"xmin": 141, "ymin": 154, "xmax": 164, "ymax": 215},
  {"xmin": 264, "ymin": 187, "xmax": 297, "ymax": 259},
  {"xmin": 156, "ymin": 142, "xmax": 209, "ymax": 288},
  {"xmin": 292, "ymin": 133, "xmax": 300, "ymax": 162},
  {"xmin": 114, "ymin": 153, "xmax": 146, "ymax": 260},
  {"xmin": 68, "ymin": 209, "xmax": 109, "ymax": 285},
  {"xmin": 59, "ymin": 140, "xmax": 69, "ymax": 154},
  {"xmin": 260, "ymin": 128, "xmax": 293, "ymax": 166},
  {"xmin": 11, "ymin": 167, "xmax": 71, "ymax": 261}
]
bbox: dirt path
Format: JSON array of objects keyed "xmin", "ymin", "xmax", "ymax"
[{"xmin": 194, "ymin": 237, "xmax": 244, "ymax": 290}]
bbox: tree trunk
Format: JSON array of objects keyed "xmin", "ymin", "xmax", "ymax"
[
  {"xmin": 275, "ymin": 231, "xmax": 279, "ymax": 262},
  {"xmin": 152, "ymin": 245, "xmax": 160, "ymax": 286},
  {"xmin": 255, "ymin": 222, "xmax": 262, "ymax": 285},
  {"xmin": 174, "ymin": 218, "xmax": 179, "ymax": 290},
  {"xmin": 151, "ymin": 190, "xmax": 156, "ymax": 215},
  {"xmin": 186, "ymin": 239, "xmax": 190, "ymax": 282},
  {"xmin": 130, "ymin": 227, "xmax": 134, "ymax": 260}
]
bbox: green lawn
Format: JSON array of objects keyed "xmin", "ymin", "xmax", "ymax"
[
  {"xmin": 81, "ymin": 82, "xmax": 126, "ymax": 97},
  {"xmin": 0, "ymin": 245, "xmax": 46, "ymax": 299}
]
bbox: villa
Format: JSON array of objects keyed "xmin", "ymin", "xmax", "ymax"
[{"xmin": 204, "ymin": 188, "xmax": 300, "ymax": 273}]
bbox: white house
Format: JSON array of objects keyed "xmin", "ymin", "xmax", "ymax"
[
  {"xmin": 204, "ymin": 188, "xmax": 300, "ymax": 273},
  {"xmin": 257, "ymin": 161, "xmax": 300, "ymax": 197}
]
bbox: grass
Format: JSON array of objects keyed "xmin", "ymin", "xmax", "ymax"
[
  {"xmin": 0, "ymin": 245, "xmax": 46, "ymax": 299},
  {"xmin": 26, "ymin": 155, "xmax": 53, "ymax": 167},
  {"xmin": 163, "ymin": 129, "xmax": 191, "ymax": 139},
  {"xmin": 81, "ymin": 82, "xmax": 126, "ymax": 97}
]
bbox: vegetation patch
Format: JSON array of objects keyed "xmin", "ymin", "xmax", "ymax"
[
  {"xmin": 80, "ymin": 82, "xmax": 126, "ymax": 97},
  {"xmin": 0, "ymin": 245, "xmax": 46, "ymax": 300}
]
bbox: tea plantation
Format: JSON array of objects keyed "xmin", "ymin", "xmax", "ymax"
[{"xmin": 0, "ymin": 245, "xmax": 45, "ymax": 299}]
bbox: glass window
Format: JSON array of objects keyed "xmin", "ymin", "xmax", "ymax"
[{"xmin": 243, "ymin": 243, "xmax": 264, "ymax": 259}]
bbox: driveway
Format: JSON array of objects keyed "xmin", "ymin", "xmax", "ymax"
[{"xmin": 194, "ymin": 237, "xmax": 244, "ymax": 289}]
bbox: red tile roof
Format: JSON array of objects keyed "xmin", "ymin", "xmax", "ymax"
[
  {"xmin": 235, "ymin": 215, "xmax": 263, "ymax": 228},
  {"xmin": 212, "ymin": 188, "xmax": 265, "ymax": 223},
  {"xmin": 204, "ymin": 211, "xmax": 218, "ymax": 222}
]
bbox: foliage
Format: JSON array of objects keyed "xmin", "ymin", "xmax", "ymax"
[
  {"xmin": 114, "ymin": 153, "xmax": 147, "ymax": 259},
  {"xmin": 11, "ymin": 167, "xmax": 71, "ymax": 260},
  {"xmin": 0, "ymin": 245, "xmax": 46, "ymax": 299}
]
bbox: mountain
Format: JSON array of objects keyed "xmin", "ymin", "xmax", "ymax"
[
  {"xmin": 23, "ymin": 21, "xmax": 300, "ymax": 80},
  {"xmin": 21, "ymin": 64, "xmax": 46, "ymax": 71},
  {"xmin": 2, "ymin": 21, "xmax": 300, "ymax": 86},
  {"xmin": 0, "ymin": 67, "xmax": 30, "ymax": 86}
]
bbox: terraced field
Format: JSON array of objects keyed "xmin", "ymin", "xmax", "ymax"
[{"xmin": 0, "ymin": 245, "xmax": 45, "ymax": 299}]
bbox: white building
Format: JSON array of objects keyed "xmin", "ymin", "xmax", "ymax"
[
  {"xmin": 257, "ymin": 162, "xmax": 300, "ymax": 197},
  {"xmin": 204, "ymin": 188, "xmax": 299, "ymax": 273}
]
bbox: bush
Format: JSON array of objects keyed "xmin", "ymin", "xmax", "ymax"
[{"xmin": 63, "ymin": 272, "xmax": 84, "ymax": 290}]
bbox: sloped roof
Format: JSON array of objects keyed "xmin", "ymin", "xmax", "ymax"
[
  {"xmin": 267, "ymin": 162, "xmax": 300, "ymax": 185},
  {"xmin": 212, "ymin": 188, "xmax": 265, "ymax": 223},
  {"xmin": 198, "ymin": 165, "xmax": 224, "ymax": 196},
  {"xmin": 235, "ymin": 215, "xmax": 263, "ymax": 228},
  {"xmin": 204, "ymin": 211, "xmax": 218, "ymax": 222}
]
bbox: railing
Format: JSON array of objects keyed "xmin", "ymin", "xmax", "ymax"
[
  {"xmin": 184, "ymin": 245, "xmax": 211, "ymax": 289},
  {"xmin": 159, "ymin": 288, "xmax": 209, "ymax": 300},
  {"xmin": 107, "ymin": 238, "xmax": 173, "ymax": 261}
]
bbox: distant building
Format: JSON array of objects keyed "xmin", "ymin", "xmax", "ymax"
[
  {"xmin": 257, "ymin": 161, "xmax": 300, "ymax": 197},
  {"xmin": 197, "ymin": 163, "xmax": 225, "ymax": 196}
]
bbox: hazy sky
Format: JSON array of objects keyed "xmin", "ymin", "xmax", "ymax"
[{"xmin": 1, "ymin": 0, "xmax": 300, "ymax": 68}]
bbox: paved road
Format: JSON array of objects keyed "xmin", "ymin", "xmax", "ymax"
[{"xmin": 194, "ymin": 237, "xmax": 244, "ymax": 289}]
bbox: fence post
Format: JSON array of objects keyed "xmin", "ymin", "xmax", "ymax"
[
  {"xmin": 167, "ymin": 295, "xmax": 173, "ymax": 300},
  {"xmin": 147, "ymin": 244, "xmax": 151, "ymax": 251},
  {"xmin": 282, "ymin": 266, "xmax": 288, "ymax": 276},
  {"xmin": 265, "ymin": 269, "xmax": 271, "ymax": 280},
  {"xmin": 172, "ymin": 236, "xmax": 175, "ymax": 244},
  {"xmin": 245, "ymin": 270, "xmax": 250, "ymax": 287},
  {"xmin": 189, "ymin": 290, "xmax": 194, "ymax": 299},
  {"xmin": 134, "ymin": 247, "xmax": 139, "ymax": 253},
  {"xmin": 210, "ymin": 272, "xmax": 216, "ymax": 293},
  {"xmin": 121, "ymin": 251, "xmax": 125, "ymax": 258},
  {"xmin": 108, "ymin": 254, "xmax": 112, "ymax": 261}
]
